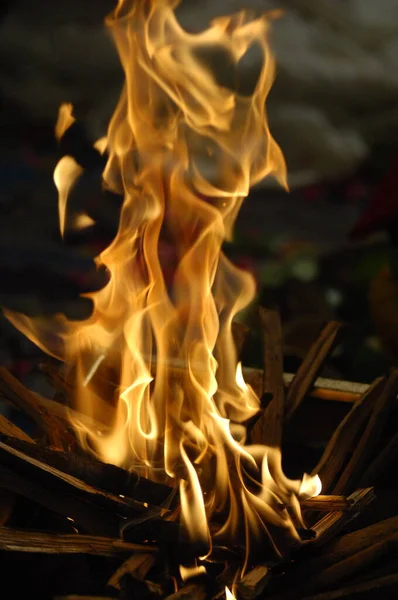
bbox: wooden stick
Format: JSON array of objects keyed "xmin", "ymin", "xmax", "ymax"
[
  {"xmin": 0, "ymin": 527, "xmax": 156, "ymax": 556},
  {"xmin": 251, "ymin": 308, "xmax": 284, "ymax": 446},
  {"xmin": 238, "ymin": 565, "xmax": 270, "ymax": 599},
  {"xmin": 39, "ymin": 361, "xmax": 73, "ymax": 399},
  {"xmin": 0, "ymin": 413, "xmax": 35, "ymax": 443},
  {"xmin": 0, "ymin": 438, "xmax": 161, "ymax": 536},
  {"xmin": 165, "ymin": 585, "xmax": 207, "ymax": 600},
  {"xmin": 303, "ymin": 535, "xmax": 398, "ymax": 595},
  {"xmin": 301, "ymin": 574, "xmax": 398, "ymax": 600},
  {"xmin": 286, "ymin": 322, "xmax": 342, "ymax": 420},
  {"xmin": 55, "ymin": 597, "xmax": 115, "ymax": 600},
  {"xmin": 310, "ymin": 488, "xmax": 375, "ymax": 547},
  {"xmin": 39, "ymin": 362, "xmax": 115, "ymax": 427},
  {"xmin": 108, "ymin": 553, "xmax": 155, "ymax": 590},
  {"xmin": 0, "ymin": 367, "xmax": 66, "ymax": 448},
  {"xmin": 306, "ymin": 516, "xmax": 398, "ymax": 573},
  {"xmin": 313, "ymin": 376, "xmax": 385, "ymax": 493},
  {"xmin": 0, "ymin": 465, "xmax": 123, "ymax": 537},
  {"xmin": 232, "ymin": 321, "xmax": 250, "ymax": 359},
  {"xmin": 43, "ymin": 360, "xmax": 365, "ymax": 407},
  {"xmin": 0, "ymin": 433, "xmax": 174, "ymax": 507},
  {"xmin": 358, "ymin": 431, "xmax": 398, "ymax": 488},
  {"xmin": 300, "ymin": 495, "xmax": 351, "ymax": 512},
  {"xmin": 334, "ymin": 369, "xmax": 398, "ymax": 494},
  {"xmin": 31, "ymin": 388, "xmax": 109, "ymax": 437}
]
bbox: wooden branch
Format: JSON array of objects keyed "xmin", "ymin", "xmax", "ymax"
[
  {"xmin": 40, "ymin": 361, "xmax": 73, "ymax": 398},
  {"xmin": 334, "ymin": 369, "xmax": 398, "ymax": 494},
  {"xmin": 165, "ymin": 585, "xmax": 207, "ymax": 600},
  {"xmin": 0, "ymin": 367, "xmax": 67, "ymax": 449},
  {"xmin": 43, "ymin": 359, "xmax": 365, "ymax": 407},
  {"xmin": 311, "ymin": 488, "xmax": 375, "ymax": 547},
  {"xmin": 0, "ymin": 413, "xmax": 34, "ymax": 443},
  {"xmin": 232, "ymin": 321, "xmax": 249, "ymax": 359},
  {"xmin": 0, "ymin": 437, "xmax": 164, "ymax": 536},
  {"xmin": 0, "ymin": 527, "xmax": 156, "ymax": 556},
  {"xmin": 313, "ymin": 377, "xmax": 385, "ymax": 493},
  {"xmin": 303, "ymin": 536, "xmax": 398, "ymax": 595},
  {"xmin": 301, "ymin": 574, "xmax": 398, "ymax": 600},
  {"xmin": 358, "ymin": 431, "xmax": 398, "ymax": 488},
  {"xmin": 55, "ymin": 597, "xmax": 115, "ymax": 600},
  {"xmin": 306, "ymin": 516, "xmax": 398, "ymax": 573},
  {"xmin": 238, "ymin": 565, "xmax": 270, "ymax": 599},
  {"xmin": 0, "ymin": 433, "xmax": 175, "ymax": 507},
  {"xmin": 300, "ymin": 495, "xmax": 351, "ymax": 512},
  {"xmin": 108, "ymin": 553, "xmax": 156, "ymax": 590},
  {"xmin": 36, "ymin": 365, "xmax": 106, "ymax": 427},
  {"xmin": 286, "ymin": 322, "xmax": 342, "ymax": 420},
  {"xmin": 250, "ymin": 308, "xmax": 284, "ymax": 446},
  {"xmin": 0, "ymin": 464, "xmax": 122, "ymax": 537}
]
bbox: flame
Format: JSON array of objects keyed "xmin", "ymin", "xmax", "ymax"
[
  {"xmin": 225, "ymin": 587, "xmax": 236, "ymax": 600},
  {"xmin": 55, "ymin": 102, "xmax": 75, "ymax": 141},
  {"xmin": 6, "ymin": 0, "xmax": 321, "ymax": 559}
]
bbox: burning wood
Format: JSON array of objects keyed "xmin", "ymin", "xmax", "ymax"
[
  {"xmin": 285, "ymin": 321, "xmax": 343, "ymax": 420},
  {"xmin": 250, "ymin": 308, "xmax": 284, "ymax": 447},
  {"xmin": 0, "ymin": 0, "xmax": 396, "ymax": 598},
  {"xmin": 0, "ymin": 365, "xmax": 396, "ymax": 597}
]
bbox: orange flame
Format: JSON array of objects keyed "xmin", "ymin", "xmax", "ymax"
[{"xmin": 6, "ymin": 0, "xmax": 320, "ymax": 559}]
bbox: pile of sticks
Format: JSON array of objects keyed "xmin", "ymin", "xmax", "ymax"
[{"xmin": 0, "ymin": 311, "xmax": 397, "ymax": 599}]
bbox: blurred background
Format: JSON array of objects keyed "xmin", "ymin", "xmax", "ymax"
[{"xmin": 0, "ymin": 0, "xmax": 398, "ymax": 390}]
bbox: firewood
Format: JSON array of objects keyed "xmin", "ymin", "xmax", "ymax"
[
  {"xmin": 311, "ymin": 488, "xmax": 376, "ymax": 547},
  {"xmin": 12, "ymin": 375, "xmax": 109, "ymax": 440},
  {"xmin": 55, "ymin": 597, "xmax": 115, "ymax": 600},
  {"xmin": 42, "ymin": 360, "xmax": 363, "ymax": 408},
  {"xmin": 238, "ymin": 565, "xmax": 270, "ymax": 599},
  {"xmin": 165, "ymin": 585, "xmax": 207, "ymax": 600},
  {"xmin": 305, "ymin": 516, "xmax": 398, "ymax": 574},
  {"xmin": 300, "ymin": 495, "xmax": 351, "ymax": 512},
  {"xmin": 0, "ymin": 464, "xmax": 122, "ymax": 537},
  {"xmin": 286, "ymin": 322, "xmax": 342, "ymax": 420},
  {"xmin": 0, "ymin": 527, "xmax": 156, "ymax": 556},
  {"xmin": 232, "ymin": 321, "xmax": 249, "ymax": 359},
  {"xmin": 286, "ymin": 373, "xmax": 366, "ymax": 404},
  {"xmin": 108, "ymin": 553, "xmax": 156, "ymax": 590},
  {"xmin": 40, "ymin": 361, "xmax": 74, "ymax": 398},
  {"xmin": 0, "ymin": 366, "xmax": 66, "ymax": 448},
  {"xmin": 302, "ymin": 535, "xmax": 398, "ymax": 596},
  {"xmin": 301, "ymin": 573, "xmax": 398, "ymax": 600},
  {"xmin": 0, "ymin": 488, "xmax": 15, "ymax": 526},
  {"xmin": 313, "ymin": 377, "xmax": 385, "ymax": 492},
  {"xmin": 358, "ymin": 431, "xmax": 398, "ymax": 488},
  {"xmin": 0, "ymin": 413, "xmax": 35, "ymax": 443},
  {"xmin": 334, "ymin": 369, "xmax": 398, "ymax": 494},
  {"xmin": 250, "ymin": 308, "xmax": 284, "ymax": 446},
  {"xmin": 0, "ymin": 433, "xmax": 175, "ymax": 507},
  {"xmin": 0, "ymin": 438, "xmax": 165, "ymax": 537},
  {"xmin": 39, "ymin": 362, "xmax": 116, "ymax": 427}
]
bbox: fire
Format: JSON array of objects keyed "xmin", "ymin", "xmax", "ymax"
[{"xmin": 6, "ymin": 0, "xmax": 321, "ymax": 563}]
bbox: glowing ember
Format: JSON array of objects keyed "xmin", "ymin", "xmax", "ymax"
[{"xmin": 6, "ymin": 0, "xmax": 321, "ymax": 564}]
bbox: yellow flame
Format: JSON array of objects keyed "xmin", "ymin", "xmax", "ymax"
[
  {"xmin": 179, "ymin": 563, "xmax": 207, "ymax": 582},
  {"xmin": 55, "ymin": 102, "xmax": 76, "ymax": 141},
  {"xmin": 7, "ymin": 0, "xmax": 321, "ymax": 558},
  {"xmin": 225, "ymin": 587, "xmax": 236, "ymax": 600},
  {"xmin": 74, "ymin": 213, "xmax": 96, "ymax": 230},
  {"xmin": 53, "ymin": 156, "xmax": 83, "ymax": 238}
]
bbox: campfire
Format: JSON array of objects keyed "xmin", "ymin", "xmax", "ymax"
[{"xmin": 0, "ymin": 1, "xmax": 397, "ymax": 599}]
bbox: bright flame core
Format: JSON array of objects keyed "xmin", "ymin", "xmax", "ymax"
[{"xmin": 7, "ymin": 0, "xmax": 321, "ymax": 557}]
